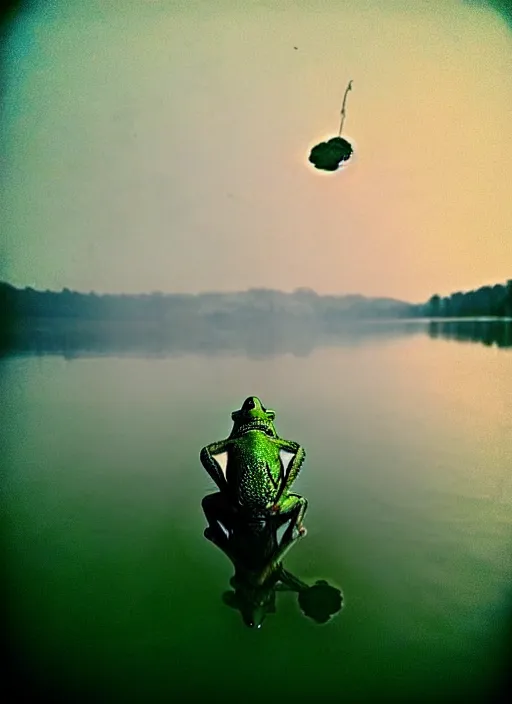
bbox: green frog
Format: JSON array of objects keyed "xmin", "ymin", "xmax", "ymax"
[
  {"xmin": 200, "ymin": 396, "xmax": 308, "ymax": 536},
  {"xmin": 202, "ymin": 498, "xmax": 343, "ymax": 629}
]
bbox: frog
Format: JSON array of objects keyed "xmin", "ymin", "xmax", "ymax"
[
  {"xmin": 202, "ymin": 488, "xmax": 343, "ymax": 629},
  {"xmin": 200, "ymin": 396, "xmax": 308, "ymax": 538}
]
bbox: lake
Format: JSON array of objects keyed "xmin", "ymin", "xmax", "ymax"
[{"xmin": 2, "ymin": 321, "xmax": 511, "ymax": 703}]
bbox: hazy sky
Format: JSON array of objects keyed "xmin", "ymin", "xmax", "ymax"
[{"xmin": 1, "ymin": 0, "xmax": 511, "ymax": 301}]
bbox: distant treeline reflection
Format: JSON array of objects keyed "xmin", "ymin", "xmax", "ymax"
[
  {"xmin": 428, "ymin": 319, "xmax": 512, "ymax": 349},
  {"xmin": 0, "ymin": 319, "xmax": 509, "ymax": 358}
]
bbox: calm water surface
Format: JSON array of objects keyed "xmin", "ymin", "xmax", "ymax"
[{"xmin": 2, "ymin": 326, "xmax": 511, "ymax": 702}]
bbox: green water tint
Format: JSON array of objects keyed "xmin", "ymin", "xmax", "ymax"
[
  {"xmin": 202, "ymin": 494, "xmax": 343, "ymax": 629},
  {"xmin": 309, "ymin": 80, "xmax": 354, "ymax": 171},
  {"xmin": 4, "ymin": 344, "xmax": 511, "ymax": 701}
]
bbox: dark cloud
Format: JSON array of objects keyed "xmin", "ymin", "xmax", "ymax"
[{"xmin": 308, "ymin": 137, "xmax": 353, "ymax": 172}]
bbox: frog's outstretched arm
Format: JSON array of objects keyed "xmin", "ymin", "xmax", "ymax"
[
  {"xmin": 274, "ymin": 439, "xmax": 306, "ymax": 504},
  {"xmin": 200, "ymin": 440, "xmax": 230, "ymax": 493}
]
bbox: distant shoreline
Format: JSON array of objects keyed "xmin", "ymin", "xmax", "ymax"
[
  {"xmin": 1, "ymin": 280, "xmax": 511, "ymax": 323},
  {"xmin": 2, "ymin": 315, "xmax": 512, "ymax": 329}
]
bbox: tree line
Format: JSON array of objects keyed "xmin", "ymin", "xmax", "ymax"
[
  {"xmin": 420, "ymin": 280, "xmax": 512, "ymax": 318},
  {"xmin": 1, "ymin": 278, "xmax": 511, "ymax": 324},
  {"xmin": 0, "ymin": 282, "xmax": 411, "ymax": 324}
]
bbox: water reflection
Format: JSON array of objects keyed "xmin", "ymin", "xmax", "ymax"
[
  {"xmin": 202, "ymin": 493, "xmax": 343, "ymax": 629},
  {"xmin": 428, "ymin": 319, "xmax": 512, "ymax": 349},
  {"xmin": 0, "ymin": 319, "xmax": 422, "ymax": 358},
  {"xmin": 1, "ymin": 319, "xmax": 510, "ymax": 358}
]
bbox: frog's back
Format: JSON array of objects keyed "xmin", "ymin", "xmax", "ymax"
[{"xmin": 228, "ymin": 431, "xmax": 281, "ymax": 512}]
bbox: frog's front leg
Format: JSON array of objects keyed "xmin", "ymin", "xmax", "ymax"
[
  {"xmin": 271, "ymin": 493, "xmax": 308, "ymax": 539},
  {"xmin": 271, "ymin": 439, "xmax": 306, "ymax": 508},
  {"xmin": 200, "ymin": 440, "xmax": 230, "ymax": 494}
]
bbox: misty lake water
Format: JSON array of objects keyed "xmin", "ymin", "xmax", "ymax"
[{"xmin": 2, "ymin": 322, "xmax": 511, "ymax": 703}]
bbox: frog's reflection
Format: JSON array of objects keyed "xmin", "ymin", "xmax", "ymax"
[{"xmin": 202, "ymin": 493, "xmax": 343, "ymax": 629}]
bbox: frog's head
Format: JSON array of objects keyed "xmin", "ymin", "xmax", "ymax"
[{"xmin": 229, "ymin": 396, "xmax": 277, "ymax": 439}]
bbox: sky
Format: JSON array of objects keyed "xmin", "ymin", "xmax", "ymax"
[{"xmin": 0, "ymin": 0, "xmax": 511, "ymax": 302}]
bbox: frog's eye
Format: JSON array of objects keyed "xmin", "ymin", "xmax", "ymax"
[
  {"xmin": 242, "ymin": 397, "xmax": 256, "ymax": 411},
  {"xmin": 266, "ymin": 410, "xmax": 275, "ymax": 421}
]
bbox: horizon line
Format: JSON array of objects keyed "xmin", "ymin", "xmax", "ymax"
[
  {"xmin": 2, "ymin": 277, "xmax": 510, "ymax": 306},
  {"xmin": 0, "ymin": 279, "xmax": 420, "ymax": 304}
]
